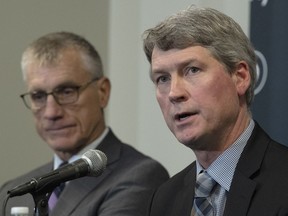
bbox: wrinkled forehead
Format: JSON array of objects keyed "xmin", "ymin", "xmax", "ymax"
[
  {"xmin": 23, "ymin": 48, "xmax": 89, "ymax": 77},
  {"xmin": 23, "ymin": 47, "xmax": 81, "ymax": 68},
  {"xmin": 24, "ymin": 55, "xmax": 91, "ymax": 90},
  {"xmin": 151, "ymin": 45, "xmax": 213, "ymax": 68}
]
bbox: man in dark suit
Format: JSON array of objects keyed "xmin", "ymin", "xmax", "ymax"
[
  {"xmin": 0, "ymin": 32, "xmax": 169, "ymax": 216},
  {"xmin": 142, "ymin": 5, "xmax": 288, "ymax": 216}
]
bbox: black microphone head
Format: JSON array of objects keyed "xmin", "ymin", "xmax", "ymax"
[{"xmin": 82, "ymin": 149, "xmax": 107, "ymax": 176}]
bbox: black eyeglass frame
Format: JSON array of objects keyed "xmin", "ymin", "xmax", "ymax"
[{"xmin": 20, "ymin": 77, "xmax": 100, "ymax": 110}]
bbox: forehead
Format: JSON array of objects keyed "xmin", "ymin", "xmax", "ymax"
[
  {"xmin": 25, "ymin": 50, "xmax": 91, "ymax": 90},
  {"xmin": 151, "ymin": 46, "xmax": 214, "ymax": 72}
]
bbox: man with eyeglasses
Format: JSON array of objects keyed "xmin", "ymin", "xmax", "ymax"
[
  {"xmin": 0, "ymin": 32, "xmax": 169, "ymax": 216},
  {"xmin": 20, "ymin": 77, "xmax": 100, "ymax": 110}
]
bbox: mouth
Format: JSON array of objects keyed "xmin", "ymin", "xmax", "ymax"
[
  {"xmin": 175, "ymin": 112, "xmax": 196, "ymax": 121},
  {"xmin": 46, "ymin": 125, "xmax": 74, "ymax": 131}
]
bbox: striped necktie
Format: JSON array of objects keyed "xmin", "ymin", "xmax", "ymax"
[
  {"xmin": 192, "ymin": 171, "xmax": 216, "ymax": 216},
  {"xmin": 48, "ymin": 161, "xmax": 68, "ymax": 211}
]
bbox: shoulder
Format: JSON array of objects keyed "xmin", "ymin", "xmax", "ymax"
[
  {"xmin": 98, "ymin": 128, "xmax": 170, "ymax": 184},
  {"xmin": 0, "ymin": 162, "xmax": 52, "ymax": 192},
  {"xmin": 248, "ymin": 122, "xmax": 288, "ymax": 160},
  {"xmin": 100, "ymin": 128, "xmax": 169, "ymax": 173},
  {"xmin": 0, "ymin": 162, "xmax": 52, "ymax": 213},
  {"xmin": 108, "ymin": 141, "xmax": 170, "ymax": 183}
]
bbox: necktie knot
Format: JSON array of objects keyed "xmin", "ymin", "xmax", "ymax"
[
  {"xmin": 192, "ymin": 171, "xmax": 216, "ymax": 216},
  {"xmin": 195, "ymin": 171, "xmax": 216, "ymax": 198}
]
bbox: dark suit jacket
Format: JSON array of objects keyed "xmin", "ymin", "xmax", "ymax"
[
  {"xmin": 148, "ymin": 123, "xmax": 288, "ymax": 216},
  {"xmin": 0, "ymin": 129, "xmax": 169, "ymax": 216}
]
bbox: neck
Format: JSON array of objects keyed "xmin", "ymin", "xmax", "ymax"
[{"xmin": 194, "ymin": 111, "xmax": 251, "ymax": 169}]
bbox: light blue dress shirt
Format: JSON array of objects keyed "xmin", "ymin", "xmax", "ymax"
[{"xmin": 195, "ymin": 120, "xmax": 255, "ymax": 216}]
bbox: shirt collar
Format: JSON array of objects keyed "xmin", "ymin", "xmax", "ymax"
[{"xmin": 196, "ymin": 120, "xmax": 254, "ymax": 191}]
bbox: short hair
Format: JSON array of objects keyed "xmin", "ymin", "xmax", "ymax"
[
  {"xmin": 142, "ymin": 6, "xmax": 256, "ymax": 106},
  {"xmin": 21, "ymin": 31, "xmax": 103, "ymax": 80}
]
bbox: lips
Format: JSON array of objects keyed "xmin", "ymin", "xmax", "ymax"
[
  {"xmin": 46, "ymin": 124, "xmax": 74, "ymax": 131},
  {"xmin": 175, "ymin": 112, "xmax": 195, "ymax": 121}
]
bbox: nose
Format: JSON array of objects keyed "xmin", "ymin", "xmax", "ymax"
[
  {"xmin": 42, "ymin": 95, "xmax": 64, "ymax": 120},
  {"xmin": 168, "ymin": 76, "xmax": 188, "ymax": 103}
]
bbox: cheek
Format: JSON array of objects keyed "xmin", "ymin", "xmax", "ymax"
[
  {"xmin": 80, "ymin": 103, "xmax": 102, "ymax": 127},
  {"xmin": 33, "ymin": 113, "xmax": 43, "ymax": 130},
  {"xmin": 206, "ymin": 79, "xmax": 239, "ymax": 118},
  {"xmin": 208, "ymin": 74, "xmax": 236, "ymax": 100},
  {"xmin": 156, "ymin": 94, "xmax": 167, "ymax": 114},
  {"xmin": 192, "ymin": 76, "xmax": 237, "ymax": 118}
]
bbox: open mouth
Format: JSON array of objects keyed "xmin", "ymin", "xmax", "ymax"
[{"xmin": 175, "ymin": 112, "xmax": 194, "ymax": 121}]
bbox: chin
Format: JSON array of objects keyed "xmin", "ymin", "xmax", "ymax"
[
  {"xmin": 48, "ymin": 139, "xmax": 75, "ymax": 151},
  {"xmin": 174, "ymin": 129, "xmax": 195, "ymax": 141},
  {"xmin": 176, "ymin": 133, "xmax": 201, "ymax": 148}
]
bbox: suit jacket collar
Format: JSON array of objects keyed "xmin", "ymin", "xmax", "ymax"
[
  {"xmin": 158, "ymin": 162, "xmax": 196, "ymax": 215},
  {"xmin": 97, "ymin": 128, "xmax": 122, "ymax": 166},
  {"xmin": 223, "ymin": 122, "xmax": 270, "ymax": 216},
  {"xmin": 182, "ymin": 164, "xmax": 197, "ymax": 215},
  {"xmin": 51, "ymin": 170, "xmax": 111, "ymax": 216},
  {"xmin": 50, "ymin": 128, "xmax": 120, "ymax": 216}
]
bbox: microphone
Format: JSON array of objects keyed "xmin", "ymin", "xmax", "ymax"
[{"xmin": 7, "ymin": 149, "xmax": 107, "ymax": 197}]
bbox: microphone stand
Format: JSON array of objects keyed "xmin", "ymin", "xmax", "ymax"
[{"xmin": 32, "ymin": 191, "xmax": 51, "ymax": 216}]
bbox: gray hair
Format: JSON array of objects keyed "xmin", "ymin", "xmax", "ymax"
[
  {"xmin": 142, "ymin": 6, "xmax": 256, "ymax": 106},
  {"xmin": 21, "ymin": 31, "xmax": 103, "ymax": 80}
]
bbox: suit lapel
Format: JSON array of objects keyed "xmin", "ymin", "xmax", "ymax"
[
  {"xmin": 96, "ymin": 128, "xmax": 122, "ymax": 166},
  {"xmin": 181, "ymin": 164, "xmax": 197, "ymax": 215},
  {"xmin": 164, "ymin": 163, "xmax": 196, "ymax": 215},
  {"xmin": 50, "ymin": 168, "xmax": 111, "ymax": 216},
  {"xmin": 223, "ymin": 170, "xmax": 256, "ymax": 216},
  {"xmin": 223, "ymin": 123, "xmax": 270, "ymax": 216},
  {"xmin": 50, "ymin": 129, "xmax": 120, "ymax": 216}
]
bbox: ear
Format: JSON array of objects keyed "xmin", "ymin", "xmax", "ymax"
[
  {"xmin": 233, "ymin": 61, "xmax": 251, "ymax": 97},
  {"xmin": 96, "ymin": 77, "xmax": 111, "ymax": 109}
]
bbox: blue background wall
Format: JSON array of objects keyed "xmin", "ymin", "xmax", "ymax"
[{"xmin": 250, "ymin": 0, "xmax": 288, "ymax": 146}]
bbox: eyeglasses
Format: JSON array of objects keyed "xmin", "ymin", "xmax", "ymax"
[{"xmin": 20, "ymin": 78, "xmax": 99, "ymax": 110}]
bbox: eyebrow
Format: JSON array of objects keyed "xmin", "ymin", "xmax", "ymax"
[
  {"xmin": 54, "ymin": 81, "xmax": 80, "ymax": 88},
  {"xmin": 29, "ymin": 81, "xmax": 80, "ymax": 93},
  {"xmin": 151, "ymin": 58, "xmax": 199, "ymax": 74}
]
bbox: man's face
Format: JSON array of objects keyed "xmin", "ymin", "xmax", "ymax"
[
  {"xmin": 24, "ymin": 49, "xmax": 110, "ymax": 157},
  {"xmin": 151, "ymin": 46, "xmax": 246, "ymax": 151}
]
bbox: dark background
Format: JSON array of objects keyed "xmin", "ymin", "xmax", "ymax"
[{"xmin": 250, "ymin": 0, "xmax": 288, "ymax": 146}]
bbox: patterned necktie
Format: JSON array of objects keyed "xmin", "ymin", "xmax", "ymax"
[
  {"xmin": 48, "ymin": 161, "xmax": 68, "ymax": 211},
  {"xmin": 192, "ymin": 171, "xmax": 216, "ymax": 216}
]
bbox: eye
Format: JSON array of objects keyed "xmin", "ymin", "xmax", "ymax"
[
  {"xmin": 186, "ymin": 66, "xmax": 200, "ymax": 75},
  {"xmin": 156, "ymin": 75, "xmax": 170, "ymax": 85},
  {"xmin": 56, "ymin": 86, "xmax": 78, "ymax": 97},
  {"xmin": 30, "ymin": 91, "xmax": 47, "ymax": 102}
]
